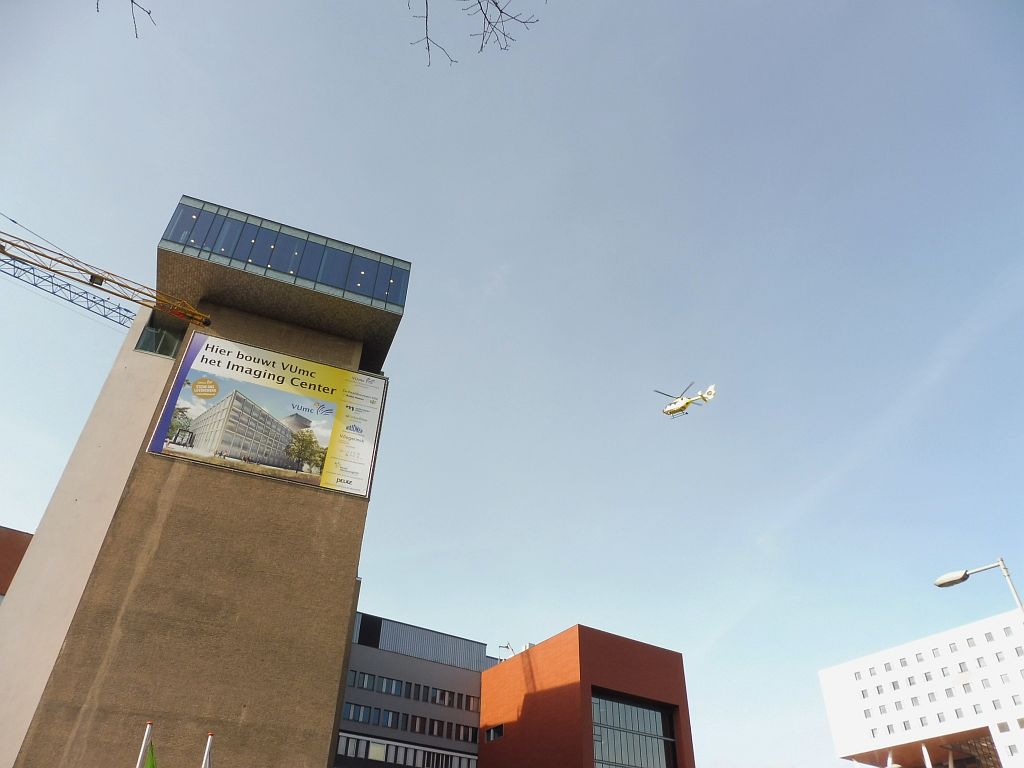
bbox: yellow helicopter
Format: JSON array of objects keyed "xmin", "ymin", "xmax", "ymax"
[{"xmin": 655, "ymin": 382, "xmax": 716, "ymax": 418}]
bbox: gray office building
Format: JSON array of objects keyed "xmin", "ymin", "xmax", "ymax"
[
  {"xmin": 186, "ymin": 389, "xmax": 304, "ymax": 469},
  {"xmin": 338, "ymin": 613, "xmax": 499, "ymax": 768}
]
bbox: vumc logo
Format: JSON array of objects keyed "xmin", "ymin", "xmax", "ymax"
[
  {"xmin": 345, "ymin": 424, "xmax": 364, "ymax": 434},
  {"xmin": 291, "ymin": 402, "xmax": 334, "ymax": 416}
]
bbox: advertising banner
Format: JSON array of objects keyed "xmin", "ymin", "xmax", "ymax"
[{"xmin": 148, "ymin": 332, "xmax": 386, "ymax": 497}]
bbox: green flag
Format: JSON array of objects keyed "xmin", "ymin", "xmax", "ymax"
[{"xmin": 142, "ymin": 742, "xmax": 157, "ymax": 768}]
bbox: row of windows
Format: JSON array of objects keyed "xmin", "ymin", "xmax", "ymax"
[
  {"xmin": 163, "ymin": 203, "xmax": 409, "ymax": 307},
  {"xmin": 342, "ymin": 702, "xmax": 478, "ymax": 744},
  {"xmin": 593, "ymin": 726, "xmax": 676, "ymax": 768},
  {"xmin": 853, "ymin": 625, "xmax": 1018, "ymax": 681},
  {"xmin": 864, "ymin": 685, "xmax": 1024, "ymax": 717},
  {"xmin": 859, "ymin": 647, "xmax": 1024, "ymax": 698},
  {"xmin": 591, "ymin": 696, "xmax": 672, "ymax": 738},
  {"xmin": 337, "ymin": 734, "xmax": 475, "ymax": 768},
  {"xmin": 870, "ymin": 713, "xmax": 1024, "ymax": 751},
  {"xmin": 347, "ymin": 669, "xmax": 480, "ymax": 712}
]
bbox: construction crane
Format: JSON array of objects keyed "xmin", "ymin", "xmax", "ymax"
[{"xmin": 0, "ymin": 228, "xmax": 210, "ymax": 328}]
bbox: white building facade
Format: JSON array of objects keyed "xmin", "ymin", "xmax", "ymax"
[{"xmin": 821, "ymin": 610, "xmax": 1024, "ymax": 768}]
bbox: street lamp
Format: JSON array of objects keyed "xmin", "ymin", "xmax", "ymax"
[{"xmin": 934, "ymin": 556, "xmax": 1024, "ymax": 612}]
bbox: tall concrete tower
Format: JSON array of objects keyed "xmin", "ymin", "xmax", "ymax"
[{"xmin": 0, "ymin": 196, "xmax": 410, "ymax": 768}]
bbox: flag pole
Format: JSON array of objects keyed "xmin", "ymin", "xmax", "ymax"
[
  {"xmin": 134, "ymin": 721, "xmax": 154, "ymax": 768},
  {"xmin": 200, "ymin": 732, "xmax": 213, "ymax": 768}
]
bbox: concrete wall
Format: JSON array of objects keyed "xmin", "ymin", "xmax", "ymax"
[
  {"xmin": 9, "ymin": 305, "xmax": 370, "ymax": 768},
  {"xmin": 0, "ymin": 311, "xmax": 173, "ymax": 768}
]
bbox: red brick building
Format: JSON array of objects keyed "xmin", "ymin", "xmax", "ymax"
[
  {"xmin": 478, "ymin": 625, "xmax": 697, "ymax": 768},
  {"xmin": 0, "ymin": 526, "xmax": 32, "ymax": 600}
]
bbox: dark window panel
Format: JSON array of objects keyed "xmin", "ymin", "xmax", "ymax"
[
  {"xmin": 346, "ymin": 254, "xmax": 379, "ymax": 296},
  {"xmin": 186, "ymin": 210, "xmax": 216, "ymax": 248},
  {"xmin": 319, "ymin": 246, "xmax": 352, "ymax": 289},
  {"xmin": 388, "ymin": 266, "xmax": 410, "ymax": 306},
  {"xmin": 233, "ymin": 222, "xmax": 260, "ymax": 263},
  {"xmin": 163, "ymin": 204, "xmax": 202, "ymax": 244},
  {"xmin": 201, "ymin": 214, "xmax": 227, "ymax": 251},
  {"xmin": 372, "ymin": 262, "xmax": 394, "ymax": 300},
  {"xmin": 269, "ymin": 232, "xmax": 306, "ymax": 275},
  {"xmin": 211, "ymin": 217, "xmax": 243, "ymax": 257},
  {"xmin": 296, "ymin": 240, "xmax": 324, "ymax": 281},
  {"xmin": 248, "ymin": 227, "xmax": 278, "ymax": 267}
]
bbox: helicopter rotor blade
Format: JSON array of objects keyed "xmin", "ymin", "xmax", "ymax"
[
  {"xmin": 654, "ymin": 390, "xmax": 676, "ymax": 399},
  {"xmin": 680, "ymin": 381, "xmax": 695, "ymax": 397}
]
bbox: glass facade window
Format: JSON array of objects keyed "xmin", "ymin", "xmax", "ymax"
[
  {"xmin": 160, "ymin": 197, "xmax": 410, "ymax": 311},
  {"xmin": 592, "ymin": 693, "xmax": 675, "ymax": 768}
]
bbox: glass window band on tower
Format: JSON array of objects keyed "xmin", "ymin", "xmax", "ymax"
[
  {"xmin": 160, "ymin": 197, "xmax": 410, "ymax": 313},
  {"xmin": 592, "ymin": 692, "xmax": 676, "ymax": 768}
]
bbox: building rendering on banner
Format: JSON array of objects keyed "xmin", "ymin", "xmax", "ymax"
[
  {"xmin": 0, "ymin": 195, "xmax": 410, "ymax": 768},
  {"xmin": 821, "ymin": 609, "xmax": 1024, "ymax": 768},
  {"xmin": 336, "ymin": 616, "xmax": 697, "ymax": 768}
]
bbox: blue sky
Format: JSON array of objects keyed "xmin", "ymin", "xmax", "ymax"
[{"xmin": 2, "ymin": 2, "xmax": 1024, "ymax": 765}]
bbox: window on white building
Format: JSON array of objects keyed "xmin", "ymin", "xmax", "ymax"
[
  {"xmin": 864, "ymin": 709, "xmax": 871, "ymax": 719},
  {"xmin": 975, "ymin": 704, "xmax": 984, "ymax": 714},
  {"xmin": 887, "ymin": 724, "xmax": 895, "ymax": 734},
  {"xmin": 955, "ymin": 708, "xmax": 964, "ymax": 719},
  {"xmin": 968, "ymin": 638, "xmax": 977, "ymax": 648},
  {"xmin": 900, "ymin": 658, "xmax": 908, "ymax": 668},
  {"xmin": 902, "ymin": 720, "xmax": 911, "ymax": 731},
  {"xmin": 997, "ymin": 652, "xmax": 1006, "ymax": 662},
  {"xmin": 999, "ymin": 722, "xmax": 1011, "ymax": 733},
  {"xmin": 917, "ymin": 652, "xmax": 925, "ymax": 662},
  {"xmin": 986, "ymin": 632, "xmax": 995, "ymax": 642},
  {"xmin": 946, "ymin": 688, "xmax": 956, "ymax": 698},
  {"xmin": 1012, "ymin": 695, "xmax": 1021, "ymax": 705},
  {"xmin": 1010, "ymin": 745, "xmax": 1019, "ymax": 757},
  {"xmin": 861, "ymin": 689, "xmax": 869, "ymax": 699},
  {"xmin": 855, "ymin": 671, "xmax": 862, "ymax": 680},
  {"xmin": 960, "ymin": 662, "xmax": 969, "ymax": 673},
  {"xmin": 869, "ymin": 666, "xmax": 877, "ymax": 676},
  {"xmin": 1004, "ymin": 627, "xmax": 1013, "ymax": 637},
  {"xmin": 908, "ymin": 676, "xmax": 916, "ymax": 686},
  {"xmin": 920, "ymin": 716, "xmax": 928, "ymax": 726},
  {"xmin": 950, "ymin": 643, "xmax": 959, "ymax": 653},
  {"xmin": 937, "ymin": 712, "xmax": 946, "ymax": 723},
  {"xmin": 964, "ymin": 683, "xmax": 973, "ymax": 694},
  {"xmin": 1003, "ymin": 674, "xmax": 1012, "ymax": 684},
  {"xmin": 928, "ymin": 693, "xmax": 937, "ymax": 703},
  {"xmin": 885, "ymin": 662, "xmax": 893, "ymax": 672},
  {"xmin": 925, "ymin": 672, "xmax": 933, "ymax": 681},
  {"xmin": 978, "ymin": 657, "xmax": 987, "ymax": 668},
  {"xmin": 911, "ymin": 697, "xmax": 920, "ymax": 706},
  {"xmin": 932, "ymin": 648, "xmax": 941, "ymax": 658},
  {"xmin": 895, "ymin": 701, "xmax": 903, "ymax": 711},
  {"xmin": 994, "ymin": 699, "xmax": 1003, "ymax": 710},
  {"xmin": 942, "ymin": 667, "xmax": 951, "ymax": 677},
  {"xmin": 983, "ymin": 679, "xmax": 992, "ymax": 689}
]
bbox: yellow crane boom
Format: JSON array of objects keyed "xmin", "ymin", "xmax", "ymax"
[{"xmin": 0, "ymin": 230, "xmax": 210, "ymax": 326}]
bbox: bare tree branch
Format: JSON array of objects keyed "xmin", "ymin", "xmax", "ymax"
[
  {"xmin": 95, "ymin": 0, "xmax": 155, "ymax": 39},
  {"xmin": 410, "ymin": 0, "xmax": 542, "ymax": 63},
  {"xmin": 465, "ymin": 0, "xmax": 538, "ymax": 53},
  {"xmin": 129, "ymin": 0, "xmax": 156, "ymax": 39},
  {"xmin": 409, "ymin": 0, "xmax": 458, "ymax": 66}
]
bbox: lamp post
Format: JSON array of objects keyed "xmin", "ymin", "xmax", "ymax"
[{"xmin": 933, "ymin": 556, "xmax": 1024, "ymax": 612}]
